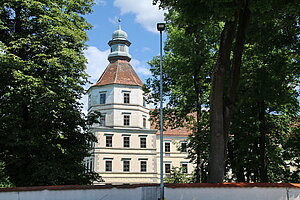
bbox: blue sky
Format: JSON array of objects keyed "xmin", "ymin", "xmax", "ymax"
[{"xmin": 81, "ymin": 0, "xmax": 166, "ymax": 112}]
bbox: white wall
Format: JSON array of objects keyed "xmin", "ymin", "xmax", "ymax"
[
  {"xmin": 165, "ymin": 186, "xmax": 300, "ymax": 200},
  {"xmin": 1, "ymin": 184, "xmax": 299, "ymax": 200}
]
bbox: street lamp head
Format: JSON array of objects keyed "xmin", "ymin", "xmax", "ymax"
[{"xmin": 157, "ymin": 23, "xmax": 166, "ymax": 32}]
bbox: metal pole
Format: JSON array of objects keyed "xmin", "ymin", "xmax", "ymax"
[{"xmin": 159, "ymin": 29, "xmax": 164, "ymax": 200}]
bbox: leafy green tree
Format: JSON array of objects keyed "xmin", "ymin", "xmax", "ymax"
[
  {"xmin": 227, "ymin": 11, "xmax": 300, "ymax": 182},
  {"xmin": 0, "ymin": 0, "xmax": 101, "ymax": 186},
  {"xmin": 164, "ymin": 167, "xmax": 192, "ymax": 183},
  {"xmin": 154, "ymin": 0, "xmax": 299, "ymax": 182},
  {"xmin": 145, "ymin": 11, "xmax": 218, "ymax": 182}
]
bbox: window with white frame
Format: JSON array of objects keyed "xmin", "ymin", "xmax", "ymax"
[
  {"xmin": 100, "ymin": 93, "xmax": 106, "ymax": 104},
  {"xmin": 181, "ymin": 163, "xmax": 188, "ymax": 173},
  {"xmin": 99, "ymin": 115, "xmax": 106, "ymax": 127},
  {"xmin": 106, "ymin": 135, "xmax": 113, "ymax": 147},
  {"xmin": 123, "ymin": 160, "xmax": 130, "ymax": 172},
  {"xmin": 105, "ymin": 160, "xmax": 112, "ymax": 172},
  {"xmin": 123, "ymin": 136, "xmax": 130, "ymax": 148},
  {"xmin": 164, "ymin": 163, "xmax": 171, "ymax": 174},
  {"xmin": 164, "ymin": 141, "xmax": 171, "ymax": 153},
  {"xmin": 124, "ymin": 93, "xmax": 130, "ymax": 104},
  {"xmin": 85, "ymin": 158, "xmax": 94, "ymax": 172},
  {"xmin": 140, "ymin": 160, "xmax": 147, "ymax": 172},
  {"xmin": 181, "ymin": 142, "xmax": 187, "ymax": 152},
  {"xmin": 124, "ymin": 115, "xmax": 130, "ymax": 126},
  {"xmin": 140, "ymin": 137, "xmax": 147, "ymax": 148}
]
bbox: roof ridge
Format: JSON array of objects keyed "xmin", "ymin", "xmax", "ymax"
[
  {"xmin": 96, "ymin": 65, "xmax": 109, "ymax": 84},
  {"xmin": 128, "ymin": 63, "xmax": 138, "ymax": 85},
  {"xmin": 114, "ymin": 61, "xmax": 119, "ymax": 84}
]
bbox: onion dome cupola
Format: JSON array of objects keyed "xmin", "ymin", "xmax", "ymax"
[{"xmin": 108, "ymin": 24, "xmax": 131, "ymax": 62}]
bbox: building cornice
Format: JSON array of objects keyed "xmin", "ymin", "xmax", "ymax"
[{"xmin": 91, "ymin": 127, "xmax": 157, "ymax": 134}]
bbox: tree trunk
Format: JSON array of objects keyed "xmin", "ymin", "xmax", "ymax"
[
  {"xmin": 208, "ymin": 20, "xmax": 236, "ymax": 183},
  {"xmin": 208, "ymin": 1, "xmax": 250, "ymax": 183},
  {"xmin": 194, "ymin": 64, "xmax": 202, "ymax": 183},
  {"xmin": 258, "ymin": 100, "xmax": 268, "ymax": 182}
]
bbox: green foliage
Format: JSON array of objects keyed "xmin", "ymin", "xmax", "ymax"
[
  {"xmin": 0, "ymin": 0, "xmax": 101, "ymax": 186},
  {"xmin": 0, "ymin": 162, "xmax": 13, "ymax": 187},
  {"xmin": 144, "ymin": 11, "xmax": 218, "ymax": 182},
  {"xmin": 154, "ymin": 0, "xmax": 300, "ymax": 183},
  {"xmin": 227, "ymin": 9, "xmax": 300, "ymax": 182},
  {"xmin": 164, "ymin": 167, "xmax": 192, "ymax": 183}
]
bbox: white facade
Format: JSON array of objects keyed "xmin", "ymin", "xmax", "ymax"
[{"xmin": 87, "ymin": 26, "xmax": 193, "ymax": 184}]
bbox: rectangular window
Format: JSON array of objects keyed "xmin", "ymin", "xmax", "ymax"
[
  {"xmin": 100, "ymin": 93, "xmax": 106, "ymax": 104},
  {"xmin": 143, "ymin": 118, "xmax": 146, "ymax": 128},
  {"xmin": 124, "ymin": 93, "xmax": 130, "ymax": 104},
  {"xmin": 106, "ymin": 135, "xmax": 112, "ymax": 147},
  {"xmin": 165, "ymin": 163, "xmax": 171, "ymax": 174},
  {"xmin": 119, "ymin": 45, "xmax": 125, "ymax": 51},
  {"xmin": 143, "ymin": 98, "xmax": 146, "ymax": 107},
  {"xmin": 181, "ymin": 163, "xmax": 188, "ymax": 173},
  {"xmin": 105, "ymin": 160, "xmax": 112, "ymax": 172},
  {"xmin": 124, "ymin": 115, "xmax": 130, "ymax": 126},
  {"xmin": 165, "ymin": 142, "xmax": 171, "ymax": 152},
  {"xmin": 99, "ymin": 115, "xmax": 106, "ymax": 127},
  {"xmin": 123, "ymin": 160, "xmax": 130, "ymax": 172},
  {"xmin": 140, "ymin": 137, "xmax": 147, "ymax": 148},
  {"xmin": 140, "ymin": 161, "xmax": 147, "ymax": 172},
  {"xmin": 123, "ymin": 136, "xmax": 130, "ymax": 148},
  {"xmin": 181, "ymin": 142, "xmax": 187, "ymax": 152},
  {"xmin": 90, "ymin": 159, "xmax": 93, "ymax": 171}
]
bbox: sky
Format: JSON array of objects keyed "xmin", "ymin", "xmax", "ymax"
[{"xmin": 81, "ymin": 0, "xmax": 167, "ymax": 113}]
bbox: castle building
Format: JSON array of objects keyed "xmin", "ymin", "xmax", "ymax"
[{"xmin": 86, "ymin": 25, "xmax": 193, "ymax": 184}]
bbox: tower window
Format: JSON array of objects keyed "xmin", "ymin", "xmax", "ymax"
[
  {"xmin": 99, "ymin": 115, "xmax": 106, "ymax": 127},
  {"xmin": 100, "ymin": 93, "xmax": 106, "ymax": 104},
  {"xmin": 119, "ymin": 45, "xmax": 125, "ymax": 52},
  {"xmin": 124, "ymin": 115, "xmax": 130, "ymax": 126},
  {"xmin": 124, "ymin": 93, "xmax": 130, "ymax": 103}
]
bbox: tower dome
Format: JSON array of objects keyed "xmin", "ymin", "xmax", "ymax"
[
  {"xmin": 112, "ymin": 25, "xmax": 128, "ymax": 40},
  {"xmin": 108, "ymin": 25, "xmax": 131, "ymax": 62}
]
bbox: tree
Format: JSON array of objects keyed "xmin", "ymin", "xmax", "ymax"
[
  {"xmin": 0, "ymin": 0, "xmax": 101, "ymax": 186},
  {"xmin": 145, "ymin": 11, "xmax": 218, "ymax": 182},
  {"xmin": 154, "ymin": 0, "xmax": 299, "ymax": 182},
  {"xmin": 164, "ymin": 167, "xmax": 192, "ymax": 183},
  {"xmin": 227, "ymin": 11, "xmax": 300, "ymax": 182}
]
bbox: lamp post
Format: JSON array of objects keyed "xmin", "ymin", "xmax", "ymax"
[{"xmin": 157, "ymin": 22, "xmax": 166, "ymax": 200}]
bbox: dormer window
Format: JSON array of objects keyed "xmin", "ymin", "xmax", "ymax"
[{"xmin": 124, "ymin": 93, "xmax": 130, "ymax": 104}]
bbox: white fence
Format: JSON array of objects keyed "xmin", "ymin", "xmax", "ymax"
[{"xmin": 0, "ymin": 183, "xmax": 299, "ymax": 200}]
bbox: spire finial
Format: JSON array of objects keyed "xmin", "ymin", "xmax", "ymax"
[{"xmin": 118, "ymin": 18, "xmax": 121, "ymax": 30}]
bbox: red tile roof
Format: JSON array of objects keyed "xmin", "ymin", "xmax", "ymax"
[
  {"xmin": 150, "ymin": 122, "xmax": 192, "ymax": 137},
  {"xmin": 94, "ymin": 60, "xmax": 143, "ymax": 87}
]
